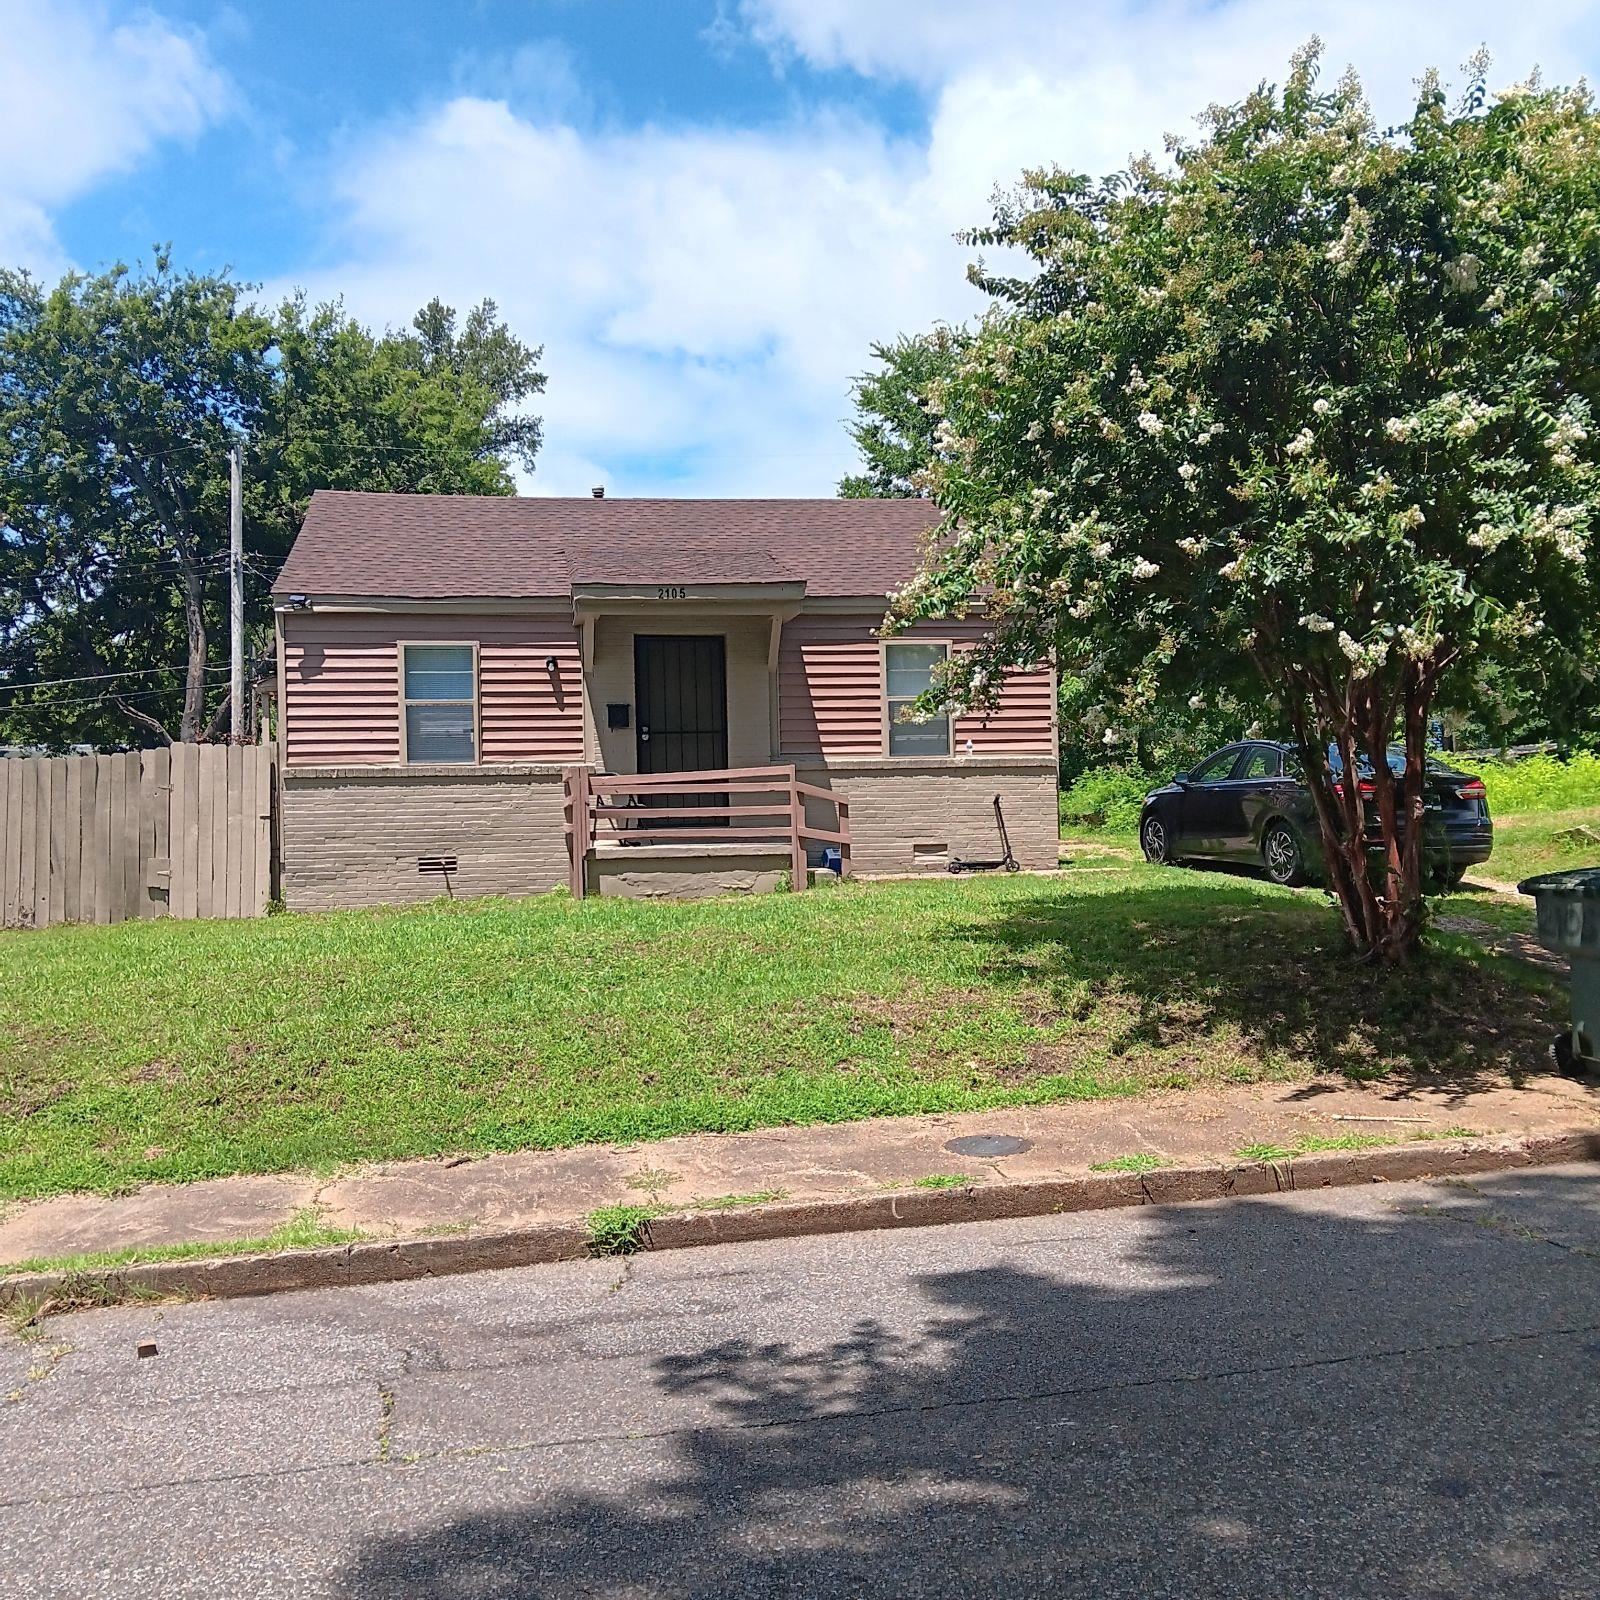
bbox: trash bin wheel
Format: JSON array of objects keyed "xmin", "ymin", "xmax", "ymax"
[{"xmin": 1553, "ymin": 1031, "xmax": 1582, "ymax": 1079}]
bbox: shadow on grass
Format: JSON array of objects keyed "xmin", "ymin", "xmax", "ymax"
[
  {"xmin": 954, "ymin": 874, "xmax": 1560, "ymax": 1100},
  {"xmin": 334, "ymin": 1167, "xmax": 1600, "ymax": 1598}
]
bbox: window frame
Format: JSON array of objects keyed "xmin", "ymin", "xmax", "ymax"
[
  {"xmin": 1189, "ymin": 745, "xmax": 1243, "ymax": 785},
  {"xmin": 881, "ymin": 637, "xmax": 953, "ymax": 759},
  {"xmin": 1235, "ymin": 744, "xmax": 1282, "ymax": 781},
  {"xmin": 398, "ymin": 640, "xmax": 481, "ymax": 767}
]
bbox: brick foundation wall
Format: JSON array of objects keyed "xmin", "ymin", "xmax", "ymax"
[
  {"xmin": 280, "ymin": 766, "xmax": 570, "ymax": 911},
  {"xmin": 280, "ymin": 757, "xmax": 1060, "ymax": 910},
  {"xmin": 794, "ymin": 757, "xmax": 1059, "ymax": 875}
]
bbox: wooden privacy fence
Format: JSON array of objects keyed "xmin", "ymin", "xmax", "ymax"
[{"xmin": 0, "ymin": 746, "xmax": 274, "ymax": 930}]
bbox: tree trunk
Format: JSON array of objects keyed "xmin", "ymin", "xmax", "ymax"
[
  {"xmin": 177, "ymin": 542, "xmax": 208, "ymax": 744},
  {"xmin": 1361, "ymin": 668, "xmax": 1431, "ymax": 963},
  {"xmin": 1291, "ymin": 671, "xmax": 1432, "ymax": 966},
  {"xmin": 120, "ymin": 448, "xmax": 213, "ymax": 745},
  {"xmin": 1290, "ymin": 697, "xmax": 1368, "ymax": 948}
]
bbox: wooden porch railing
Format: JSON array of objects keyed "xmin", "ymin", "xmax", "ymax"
[{"xmin": 562, "ymin": 764, "xmax": 850, "ymax": 900}]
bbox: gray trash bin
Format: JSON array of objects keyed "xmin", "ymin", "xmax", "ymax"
[{"xmin": 1519, "ymin": 867, "xmax": 1600, "ymax": 1077}]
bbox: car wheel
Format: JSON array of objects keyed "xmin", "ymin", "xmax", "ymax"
[
  {"xmin": 1141, "ymin": 814, "xmax": 1173, "ymax": 865},
  {"xmin": 1430, "ymin": 864, "xmax": 1468, "ymax": 893},
  {"xmin": 1262, "ymin": 821, "xmax": 1306, "ymax": 887}
]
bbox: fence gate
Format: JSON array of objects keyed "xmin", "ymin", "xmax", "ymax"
[{"xmin": 0, "ymin": 745, "xmax": 274, "ymax": 931}]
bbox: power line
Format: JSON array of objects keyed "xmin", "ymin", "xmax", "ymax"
[
  {"xmin": 0, "ymin": 662, "xmax": 231, "ymax": 695},
  {"xmin": 22, "ymin": 550, "xmax": 239, "ymax": 581},
  {"xmin": 2, "ymin": 682, "xmax": 196, "ymax": 713},
  {"xmin": 7, "ymin": 664, "xmax": 269, "ymax": 714}
]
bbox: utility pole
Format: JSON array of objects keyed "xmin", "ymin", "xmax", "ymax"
[{"xmin": 229, "ymin": 441, "xmax": 245, "ymax": 742}]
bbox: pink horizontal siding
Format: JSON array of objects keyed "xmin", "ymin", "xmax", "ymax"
[
  {"xmin": 779, "ymin": 617, "xmax": 883, "ymax": 755},
  {"xmin": 953, "ymin": 655, "xmax": 1056, "ymax": 753},
  {"xmin": 778, "ymin": 615, "xmax": 1054, "ymax": 757},
  {"xmin": 281, "ymin": 612, "xmax": 584, "ymax": 766}
]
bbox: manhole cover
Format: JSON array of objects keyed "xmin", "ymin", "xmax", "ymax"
[{"xmin": 944, "ymin": 1133, "xmax": 1033, "ymax": 1158}]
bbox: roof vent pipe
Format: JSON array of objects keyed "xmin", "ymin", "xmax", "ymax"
[{"xmin": 591, "ymin": 485, "xmax": 605, "ymax": 498}]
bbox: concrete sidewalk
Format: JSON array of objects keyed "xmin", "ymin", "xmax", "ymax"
[{"xmin": 4, "ymin": 1075, "xmax": 1598, "ymax": 1272}]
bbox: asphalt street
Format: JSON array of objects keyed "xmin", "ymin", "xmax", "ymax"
[{"xmin": 3, "ymin": 1164, "xmax": 1598, "ymax": 1598}]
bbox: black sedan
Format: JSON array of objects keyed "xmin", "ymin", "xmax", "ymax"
[{"xmin": 1137, "ymin": 740, "xmax": 1493, "ymax": 889}]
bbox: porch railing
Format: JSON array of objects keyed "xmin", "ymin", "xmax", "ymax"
[{"xmin": 562, "ymin": 764, "xmax": 850, "ymax": 900}]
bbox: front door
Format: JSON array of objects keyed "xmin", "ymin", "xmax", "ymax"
[{"xmin": 634, "ymin": 635, "xmax": 729, "ymax": 775}]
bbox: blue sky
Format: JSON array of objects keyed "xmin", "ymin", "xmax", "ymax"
[
  {"xmin": 9, "ymin": 0, "xmax": 1600, "ymax": 496},
  {"xmin": 53, "ymin": 3, "xmax": 927, "ymax": 283}
]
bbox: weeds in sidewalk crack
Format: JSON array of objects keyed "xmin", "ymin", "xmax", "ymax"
[
  {"xmin": 1090, "ymin": 1153, "xmax": 1171, "ymax": 1174},
  {"xmin": 586, "ymin": 1204, "xmax": 660, "ymax": 1257},
  {"xmin": 4, "ymin": 1340, "xmax": 72, "ymax": 1405},
  {"xmin": 3, "ymin": 1273, "xmax": 168, "ymax": 1332}
]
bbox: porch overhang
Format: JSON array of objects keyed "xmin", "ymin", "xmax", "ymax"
[
  {"xmin": 571, "ymin": 581, "xmax": 807, "ymax": 672},
  {"xmin": 571, "ymin": 580, "xmax": 806, "ymax": 615}
]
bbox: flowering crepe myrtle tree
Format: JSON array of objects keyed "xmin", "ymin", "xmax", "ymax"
[{"xmin": 886, "ymin": 45, "xmax": 1600, "ymax": 964}]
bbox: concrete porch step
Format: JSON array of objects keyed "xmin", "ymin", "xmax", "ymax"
[{"xmin": 588, "ymin": 838, "xmax": 794, "ymax": 898}]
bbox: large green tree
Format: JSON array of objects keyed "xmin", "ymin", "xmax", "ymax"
[
  {"xmin": 0, "ymin": 253, "xmax": 544, "ymax": 748},
  {"xmin": 841, "ymin": 303, "xmax": 1272, "ymax": 770},
  {"xmin": 838, "ymin": 332, "xmax": 962, "ymax": 497},
  {"xmin": 884, "ymin": 47, "xmax": 1600, "ymax": 962}
]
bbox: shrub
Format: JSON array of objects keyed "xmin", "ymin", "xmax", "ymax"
[
  {"xmin": 1060, "ymin": 766, "xmax": 1155, "ymax": 832},
  {"xmin": 1458, "ymin": 753, "xmax": 1600, "ymax": 815}
]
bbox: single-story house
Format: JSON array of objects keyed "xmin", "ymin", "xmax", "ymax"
[{"xmin": 270, "ymin": 491, "xmax": 1059, "ymax": 905}]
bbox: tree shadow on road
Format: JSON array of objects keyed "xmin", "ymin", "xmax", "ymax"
[
  {"xmin": 956, "ymin": 877, "xmax": 1562, "ymax": 1100},
  {"xmin": 336, "ymin": 1168, "xmax": 1600, "ymax": 1598}
]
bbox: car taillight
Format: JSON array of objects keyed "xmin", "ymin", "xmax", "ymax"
[{"xmin": 1456, "ymin": 779, "xmax": 1486, "ymax": 800}]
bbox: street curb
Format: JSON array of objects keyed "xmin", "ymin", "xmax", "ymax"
[{"xmin": 4, "ymin": 1129, "xmax": 1598, "ymax": 1314}]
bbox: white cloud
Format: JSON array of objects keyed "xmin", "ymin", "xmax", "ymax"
[
  {"xmin": 283, "ymin": 97, "xmax": 968, "ymax": 497},
  {"xmin": 753, "ymin": 0, "xmax": 1600, "ymax": 181},
  {"xmin": 0, "ymin": 0, "xmax": 229, "ymax": 276},
  {"xmin": 291, "ymin": 2, "xmax": 1600, "ymax": 495},
  {"xmin": 743, "ymin": 0, "xmax": 1597, "ymax": 112}
]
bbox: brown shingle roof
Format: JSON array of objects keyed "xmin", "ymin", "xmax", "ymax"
[{"xmin": 272, "ymin": 491, "xmax": 943, "ymax": 601}]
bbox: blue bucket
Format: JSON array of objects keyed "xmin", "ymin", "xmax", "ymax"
[{"xmin": 821, "ymin": 847, "xmax": 843, "ymax": 876}]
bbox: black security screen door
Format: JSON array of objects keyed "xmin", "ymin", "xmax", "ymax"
[{"xmin": 634, "ymin": 635, "xmax": 729, "ymax": 778}]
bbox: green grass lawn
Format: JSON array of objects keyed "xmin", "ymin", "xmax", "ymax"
[
  {"xmin": 1430, "ymin": 885, "xmax": 1536, "ymax": 939},
  {"xmin": 1479, "ymin": 806, "xmax": 1600, "ymax": 887},
  {"xmin": 0, "ymin": 865, "xmax": 1562, "ymax": 1205},
  {"xmin": 1059, "ymin": 823, "xmax": 1138, "ymax": 856}
]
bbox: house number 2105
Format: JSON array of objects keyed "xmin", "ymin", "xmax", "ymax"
[{"xmin": 656, "ymin": 585, "xmax": 687, "ymax": 600}]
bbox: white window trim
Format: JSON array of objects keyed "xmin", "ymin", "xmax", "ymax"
[
  {"xmin": 881, "ymin": 637, "xmax": 953, "ymax": 758},
  {"xmin": 398, "ymin": 640, "xmax": 481, "ymax": 766}
]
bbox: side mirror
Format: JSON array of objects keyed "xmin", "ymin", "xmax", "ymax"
[{"xmin": 1173, "ymin": 771, "xmax": 1189, "ymax": 786}]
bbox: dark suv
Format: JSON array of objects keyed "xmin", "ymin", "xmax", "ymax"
[{"xmin": 1137, "ymin": 741, "xmax": 1493, "ymax": 889}]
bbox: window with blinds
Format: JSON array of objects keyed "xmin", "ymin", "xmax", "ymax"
[{"xmin": 401, "ymin": 643, "xmax": 478, "ymax": 764}]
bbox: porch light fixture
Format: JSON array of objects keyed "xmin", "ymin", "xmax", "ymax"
[
  {"xmin": 286, "ymin": 593, "xmax": 311, "ymax": 610},
  {"xmin": 544, "ymin": 655, "xmax": 559, "ymax": 673}
]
